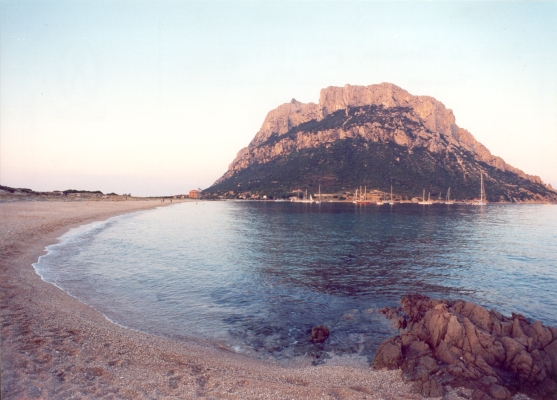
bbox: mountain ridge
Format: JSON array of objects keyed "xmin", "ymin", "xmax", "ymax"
[{"xmin": 208, "ymin": 83, "xmax": 556, "ymax": 202}]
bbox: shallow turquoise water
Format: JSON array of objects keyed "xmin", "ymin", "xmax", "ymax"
[{"xmin": 34, "ymin": 202, "xmax": 557, "ymax": 362}]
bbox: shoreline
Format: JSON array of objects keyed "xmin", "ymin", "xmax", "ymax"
[
  {"xmin": 1, "ymin": 199, "xmax": 432, "ymax": 399},
  {"xmin": 205, "ymin": 198, "xmax": 555, "ymax": 205}
]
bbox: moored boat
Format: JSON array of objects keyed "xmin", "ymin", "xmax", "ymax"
[
  {"xmin": 418, "ymin": 189, "xmax": 432, "ymax": 205},
  {"xmin": 388, "ymin": 185, "xmax": 395, "ymax": 205},
  {"xmin": 473, "ymin": 173, "xmax": 487, "ymax": 206},
  {"xmin": 355, "ymin": 186, "xmax": 371, "ymax": 204},
  {"xmin": 445, "ymin": 187, "xmax": 455, "ymax": 205}
]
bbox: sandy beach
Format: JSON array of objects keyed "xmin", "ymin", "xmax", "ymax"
[{"xmin": 0, "ymin": 199, "xmax": 444, "ymax": 400}]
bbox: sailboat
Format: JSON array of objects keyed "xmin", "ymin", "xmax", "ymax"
[
  {"xmin": 361, "ymin": 186, "xmax": 371, "ymax": 204},
  {"xmin": 445, "ymin": 187, "xmax": 455, "ymax": 205},
  {"xmin": 388, "ymin": 185, "xmax": 395, "ymax": 205},
  {"xmin": 300, "ymin": 189, "xmax": 313, "ymax": 203},
  {"xmin": 418, "ymin": 189, "xmax": 431, "ymax": 205},
  {"xmin": 315, "ymin": 185, "xmax": 322, "ymax": 204},
  {"xmin": 376, "ymin": 190, "xmax": 384, "ymax": 205},
  {"xmin": 355, "ymin": 185, "xmax": 371, "ymax": 204},
  {"xmin": 473, "ymin": 173, "xmax": 487, "ymax": 206}
]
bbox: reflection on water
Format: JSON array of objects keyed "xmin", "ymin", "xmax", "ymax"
[{"xmin": 34, "ymin": 202, "xmax": 557, "ymax": 361}]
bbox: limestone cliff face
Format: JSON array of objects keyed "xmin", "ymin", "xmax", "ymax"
[
  {"xmin": 215, "ymin": 83, "xmax": 542, "ymax": 187},
  {"xmin": 249, "ymin": 99, "xmax": 321, "ymax": 147}
]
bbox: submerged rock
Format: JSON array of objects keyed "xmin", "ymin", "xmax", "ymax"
[
  {"xmin": 310, "ymin": 326, "xmax": 330, "ymax": 343},
  {"xmin": 373, "ymin": 294, "xmax": 557, "ymax": 400}
]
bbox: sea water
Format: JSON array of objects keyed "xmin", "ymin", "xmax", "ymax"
[{"xmin": 34, "ymin": 202, "xmax": 557, "ymax": 362}]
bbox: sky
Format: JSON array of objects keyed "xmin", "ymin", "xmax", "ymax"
[{"xmin": 1, "ymin": 1, "xmax": 556, "ymax": 196}]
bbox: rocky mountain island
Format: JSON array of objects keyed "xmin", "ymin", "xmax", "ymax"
[{"xmin": 205, "ymin": 83, "xmax": 556, "ymax": 202}]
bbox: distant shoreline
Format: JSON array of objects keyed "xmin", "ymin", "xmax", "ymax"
[{"xmin": 209, "ymin": 198, "xmax": 556, "ymax": 205}]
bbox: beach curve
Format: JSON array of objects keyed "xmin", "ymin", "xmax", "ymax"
[{"xmin": 1, "ymin": 199, "xmax": 436, "ymax": 399}]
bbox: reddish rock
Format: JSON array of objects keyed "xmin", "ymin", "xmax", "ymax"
[
  {"xmin": 405, "ymin": 340, "xmax": 431, "ymax": 359},
  {"xmin": 371, "ymin": 338, "xmax": 402, "ymax": 370},
  {"xmin": 416, "ymin": 377, "xmax": 444, "ymax": 397},
  {"xmin": 372, "ymin": 294, "xmax": 557, "ymax": 400},
  {"xmin": 544, "ymin": 339, "xmax": 557, "ymax": 375},
  {"xmin": 532, "ymin": 320, "xmax": 553, "ymax": 348},
  {"xmin": 490, "ymin": 384, "xmax": 510, "ymax": 399},
  {"xmin": 418, "ymin": 356, "xmax": 438, "ymax": 373},
  {"xmin": 472, "ymin": 389, "xmax": 492, "ymax": 400},
  {"xmin": 309, "ymin": 325, "xmax": 330, "ymax": 343},
  {"xmin": 549, "ymin": 327, "xmax": 557, "ymax": 341}
]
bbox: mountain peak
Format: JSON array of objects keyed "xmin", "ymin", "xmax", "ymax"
[{"xmin": 208, "ymin": 84, "xmax": 553, "ymax": 202}]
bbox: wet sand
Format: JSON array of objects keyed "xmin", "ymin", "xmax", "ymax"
[{"xmin": 1, "ymin": 199, "xmax": 439, "ymax": 399}]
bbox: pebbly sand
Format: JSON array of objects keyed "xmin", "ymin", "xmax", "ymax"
[{"xmin": 1, "ymin": 199, "xmax": 459, "ymax": 399}]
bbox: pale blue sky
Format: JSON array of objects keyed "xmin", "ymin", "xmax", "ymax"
[{"xmin": 1, "ymin": 1, "xmax": 556, "ymax": 196}]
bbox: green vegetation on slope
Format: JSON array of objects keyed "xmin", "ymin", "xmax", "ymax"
[{"xmin": 206, "ymin": 138, "xmax": 554, "ymax": 201}]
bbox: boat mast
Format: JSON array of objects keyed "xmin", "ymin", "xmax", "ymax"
[{"xmin": 480, "ymin": 172, "xmax": 484, "ymax": 203}]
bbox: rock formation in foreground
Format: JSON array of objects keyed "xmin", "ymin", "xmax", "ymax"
[
  {"xmin": 373, "ymin": 294, "xmax": 557, "ymax": 399},
  {"xmin": 206, "ymin": 83, "xmax": 556, "ymax": 202}
]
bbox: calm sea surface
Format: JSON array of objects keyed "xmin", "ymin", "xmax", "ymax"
[{"xmin": 34, "ymin": 202, "xmax": 557, "ymax": 362}]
